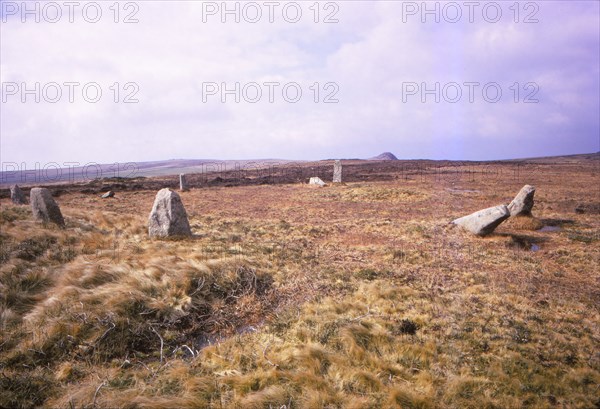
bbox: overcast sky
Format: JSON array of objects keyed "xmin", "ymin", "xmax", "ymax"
[{"xmin": 1, "ymin": 1, "xmax": 599, "ymax": 166}]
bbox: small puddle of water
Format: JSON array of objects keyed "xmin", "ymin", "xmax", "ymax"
[
  {"xmin": 538, "ymin": 226, "xmax": 561, "ymax": 232},
  {"xmin": 530, "ymin": 244, "xmax": 540, "ymax": 252}
]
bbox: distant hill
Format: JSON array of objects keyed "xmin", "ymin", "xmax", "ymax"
[
  {"xmin": 0, "ymin": 158, "xmax": 297, "ymax": 187},
  {"xmin": 2, "ymin": 151, "xmax": 596, "ymax": 187},
  {"xmin": 503, "ymin": 152, "xmax": 599, "ymax": 163},
  {"xmin": 369, "ymin": 152, "xmax": 398, "ymax": 161}
]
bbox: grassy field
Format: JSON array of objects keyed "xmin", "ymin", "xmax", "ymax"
[{"xmin": 1, "ymin": 159, "xmax": 599, "ymax": 408}]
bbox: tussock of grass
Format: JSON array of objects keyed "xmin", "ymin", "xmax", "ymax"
[
  {"xmin": 13, "ymin": 256, "xmax": 274, "ymax": 368},
  {"xmin": 504, "ymin": 215, "xmax": 544, "ymax": 231},
  {"xmin": 0, "ymin": 206, "xmax": 30, "ymax": 223},
  {"xmin": 388, "ymin": 386, "xmax": 434, "ymax": 409}
]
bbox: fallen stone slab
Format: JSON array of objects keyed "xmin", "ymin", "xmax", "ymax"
[
  {"xmin": 452, "ymin": 205, "xmax": 510, "ymax": 236},
  {"xmin": 309, "ymin": 177, "xmax": 326, "ymax": 187},
  {"xmin": 508, "ymin": 185, "xmax": 535, "ymax": 216},
  {"xmin": 148, "ymin": 188, "xmax": 192, "ymax": 237},
  {"xmin": 101, "ymin": 191, "xmax": 115, "ymax": 198},
  {"xmin": 10, "ymin": 184, "xmax": 26, "ymax": 205},
  {"xmin": 30, "ymin": 187, "xmax": 65, "ymax": 227}
]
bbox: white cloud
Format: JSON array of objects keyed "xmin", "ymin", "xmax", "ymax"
[{"xmin": 1, "ymin": 0, "xmax": 598, "ymax": 166}]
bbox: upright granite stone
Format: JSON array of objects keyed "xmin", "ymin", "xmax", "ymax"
[
  {"xmin": 333, "ymin": 160, "xmax": 342, "ymax": 183},
  {"xmin": 179, "ymin": 174, "xmax": 188, "ymax": 191},
  {"xmin": 148, "ymin": 188, "xmax": 192, "ymax": 237},
  {"xmin": 508, "ymin": 185, "xmax": 535, "ymax": 216},
  {"xmin": 452, "ymin": 205, "xmax": 510, "ymax": 236},
  {"xmin": 309, "ymin": 177, "xmax": 326, "ymax": 187},
  {"xmin": 10, "ymin": 184, "xmax": 26, "ymax": 205},
  {"xmin": 30, "ymin": 188, "xmax": 65, "ymax": 227}
]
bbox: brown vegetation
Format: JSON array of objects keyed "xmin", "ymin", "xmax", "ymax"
[{"xmin": 1, "ymin": 157, "xmax": 599, "ymax": 408}]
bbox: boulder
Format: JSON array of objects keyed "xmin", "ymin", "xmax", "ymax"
[
  {"xmin": 148, "ymin": 188, "xmax": 192, "ymax": 237},
  {"xmin": 333, "ymin": 160, "xmax": 342, "ymax": 183},
  {"xmin": 30, "ymin": 188, "xmax": 65, "ymax": 227},
  {"xmin": 10, "ymin": 184, "xmax": 26, "ymax": 205},
  {"xmin": 309, "ymin": 177, "xmax": 326, "ymax": 187},
  {"xmin": 179, "ymin": 174, "xmax": 188, "ymax": 191},
  {"xmin": 508, "ymin": 185, "xmax": 535, "ymax": 216},
  {"xmin": 101, "ymin": 191, "xmax": 115, "ymax": 198},
  {"xmin": 452, "ymin": 205, "xmax": 510, "ymax": 236}
]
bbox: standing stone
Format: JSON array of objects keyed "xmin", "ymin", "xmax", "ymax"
[
  {"xmin": 101, "ymin": 191, "xmax": 115, "ymax": 198},
  {"xmin": 452, "ymin": 205, "xmax": 510, "ymax": 236},
  {"xmin": 30, "ymin": 188, "xmax": 65, "ymax": 227},
  {"xmin": 10, "ymin": 184, "xmax": 26, "ymax": 205},
  {"xmin": 508, "ymin": 185, "xmax": 535, "ymax": 216},
  {"xmin": 148, "ymin": 188, "xmax": 192, "ymax": 237},
  {"xmin": 179, "ymin": 174, "xmax": 188, "ymax": 191},
  {"xmin": 309, "ymin": 177, "xmax": 326, "ymax": 187},
  {"xmin": 333, "ymin": 160, "xmax": 342, "ymax": 183}
]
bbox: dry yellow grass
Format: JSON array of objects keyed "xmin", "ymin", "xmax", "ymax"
[{"xmin": 1, "ymin": 160, "xmax": 598, "ymax": 408}]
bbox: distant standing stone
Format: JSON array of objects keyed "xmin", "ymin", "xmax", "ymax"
[
  {"xmin": 508, "ymin": 185, "xmax": 535, "ymax": 216},
  {"xmin": 309, "ymin": 177, "xmax": 327, "ymax": 187},
  {"xmin": 148, "ymin": 188, "xmax": 192, "ymax": 237},
  {"xmin": 333, "ymin": 160, "xmax": 342, "ymax": 183},
  {"xmin": 10, "ymin": 184, "xmax": 26, "ymax": 205},
  {"xmin": 30, "ymin": 188, "xmax": 65, "ymax": 227},
  {"xmin": 179, "ymin": 174, "xmax": 188, "ymax": 191},
  {"xmin": 452, "ymin": 205, "xmax": 510, "ymax": 236},
  {"xmin": 101, "ymin": 191, "xmax": 115, "ymax": 198}
]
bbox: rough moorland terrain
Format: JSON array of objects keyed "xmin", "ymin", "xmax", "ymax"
[{"xmin": 1, "ymin": 156, "xmax": 598, "ymax": 408}]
